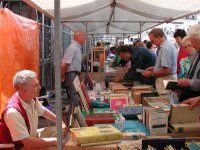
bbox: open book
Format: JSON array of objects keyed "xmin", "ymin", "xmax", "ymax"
[{"xmin": 163, "ymin": 80, "xmax": 179, "ymax": 90}]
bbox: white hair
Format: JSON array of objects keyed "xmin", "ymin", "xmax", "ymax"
[
  {"xmin": 188, "ymin": 24, "xmax": 200, "ymax": 40},
  {"xmin": 181, "ymin": 36, "xmax": 190, "ymax": 45},
  {"xmin": 13, "ymin": 70, "xmax": 36, "ymax": 89}
]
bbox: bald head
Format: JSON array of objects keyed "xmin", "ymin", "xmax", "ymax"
[{"xmin": 74, "ymin": 31, "xmax": 86, "ymax": 45}]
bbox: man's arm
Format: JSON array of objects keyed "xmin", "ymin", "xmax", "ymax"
[
  {"xmin": 61, "ymin": 63, "xmax": 69, "ymax": 82},
  {"xmin": 21, "ymin": 137, "xmax": 57, "ymax": 149},
  {"xmin": 143, "ymin": 67, "xmax": 171, "ymax": 77},
  {"xmin": 43, "ymin": 108, "xmax": 67, "ymax": 130}
]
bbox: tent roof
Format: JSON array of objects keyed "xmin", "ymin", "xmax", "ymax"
[{"xmin": 24, "ymin": 0, "xmax": 200, "ymax": 37}]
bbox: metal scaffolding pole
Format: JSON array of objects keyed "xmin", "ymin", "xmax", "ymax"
[
  {"xmin": 54, "ymin": 0, "xmax": 62, "ymax": 149},
  {"xmin": 85, "ymin": 22, "xmax": 89, "ymax": 72}
]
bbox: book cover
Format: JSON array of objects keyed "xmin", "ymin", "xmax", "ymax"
[
  {"xmin": 78, "ymin": 88, "xmax": 90, "ymax": 114},
  {"xmin": 80, "ymin": 82, "xmax": 92, "ymax": 108},
  {"xmin": 85, "ymin": 114, "xmax": 115, "ymax": 126},
  {"xmin": 73, "ymin": 106, "xmax": 87, "ymax": 127},
  {"xmin": 169, "ymin": 104, "xmax": 200, "ymax": 133},
  {"xmin": 163, "ymin": 80, "xmax": 179, "ymax": 90},
  {"xmin": 132, "ymin": 85, "xmax": 152, "ymax": 92},
  {"xmin": 70, "ymin": 125, "xmax": 122, "ymax": 145},
  {"xmin": 110, "ymin": 94, "xmax": 128, "ymax": 110},
  {"xmin": 169, "ymin": 104, "xmax": 200, "ymax": 124},
  {"xmin": 142, "ymin": 138, "xmax": 185, "ymax": 150},
  {"xmin": 117, "ymin": 106, "xmax": 143, "ymax": 120}
]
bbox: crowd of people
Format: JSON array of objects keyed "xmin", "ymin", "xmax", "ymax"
[
  {"xmin": 1, "ymin": 24, "xmax": 200, "ymax": 149},
  {"xmin": 111, "ymin": 25, "xmax": 200, "ymax": 106}
]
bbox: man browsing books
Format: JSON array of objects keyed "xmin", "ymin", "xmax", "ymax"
[
  {"xmin": 177, "ymin": 24, "xmax": 200, "ymax": 102},
  {"xmin": 112, "ymin": 45, "xmax": 156, "ymax": 87},
  {"xmin": 143, "ymin": 28, "xmax": 177, "ymax": 90}
]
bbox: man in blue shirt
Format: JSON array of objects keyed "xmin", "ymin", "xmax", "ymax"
[{"xmin": 143, "ymin": 28, "xmax": 177, "ymax": 90}]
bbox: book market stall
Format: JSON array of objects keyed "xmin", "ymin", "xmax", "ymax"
[{"xmin": 1, "ymin": 0, "xmax": 200, "ymax": 149}]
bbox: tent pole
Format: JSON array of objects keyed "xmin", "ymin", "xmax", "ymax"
[
  {"xmin": 54, "ymin": 0, "xmax": 62, "ymax": 149},
  {"xmin": 139, "ymin": 22, "xmax": 142, "ymax": 40},
  {"xmin": 85, "ymin": 22, "xmax": 89, "ymax": 72},
  {"xmin": 41, "ymin": 14, "xmax": 45, "ymax": 86}
]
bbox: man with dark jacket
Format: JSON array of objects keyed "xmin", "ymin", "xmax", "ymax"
[{"xmin": 113, "ymin": 45, "xmax": 156, "ymax": 87}]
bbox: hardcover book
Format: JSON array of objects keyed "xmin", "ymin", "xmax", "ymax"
[
  {"xmin": 85, "ymin": 114, "xmax": 115, "ymax": 126},
  {"xmin": 80, "ymin": 82, "xmax": 92, "ymax": 108},
  {"xmin": 110, "ymin": 94, "xmax": 128, "ymax": 110},
  {"xmin": 169, "ymin": 104, "xmax": 200, "ymax": 132},
  {"xmin": 117, "ymin": 106, "xmax": 143, "ymax": 120},
  {"xmin": 70, "ymin": 125, "xmax": 122, "ymax": 145},
  {"xmin": 163, "ymin": 80, "xmax": 179, "ymax": 90},
  {"xmin": 132, "ymin": 85, "xmax": 153, "ymax": 92}
]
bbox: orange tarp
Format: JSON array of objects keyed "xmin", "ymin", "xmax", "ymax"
[{"xmin": 0, "ymin": 8, "xmax": 39, "ymax": 114}]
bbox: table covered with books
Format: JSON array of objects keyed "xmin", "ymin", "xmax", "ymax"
[
  {"xmin": 62, "ymin": 72, "xmax": 200, "ymax": 150},
  {"xmin": 64, "ymin": 135, "xmax": 118, "ymax": 150}
]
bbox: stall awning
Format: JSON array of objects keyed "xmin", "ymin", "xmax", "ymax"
[{"xmin": 24, "ymin": 0, "xmax": 200, "ymax": 37}]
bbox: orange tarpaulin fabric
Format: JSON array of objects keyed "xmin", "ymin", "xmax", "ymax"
[{"xmin": 0, "ymin": 8, "xmax": 39, "ymax": 114}]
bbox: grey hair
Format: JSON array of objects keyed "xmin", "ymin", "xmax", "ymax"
[
  {"xmin": 181, "ymin": 36, "xmax": 190, "ymax": 45},
  {"xmin": 13, "ymin": 70, "xmax": 36, "ymax": 89},
  {"xmin": 188, "ymin": 24, "xmax": 200, "ymax": 40}
]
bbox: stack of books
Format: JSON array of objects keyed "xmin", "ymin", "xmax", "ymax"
[
  {"xmin": 70, "ymin": 125, "xmax": 122, "ymax": 146},
  {"xmin": 131, "ymin": 85, "xmax": 157, "ymax": 104},
  {"xmin": 143, "ymin": 107, "xmax": 168, "ymax": 136},
  {"xmin": 143, "ymin": 97, "xmax": 171, "ymax": 114},
  {"xmin": 109, "ymin": 82, "xmax": 129, "ymax": 94}
]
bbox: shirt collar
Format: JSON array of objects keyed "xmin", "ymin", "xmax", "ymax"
[
  {"xmin": 159, "ymin": 39, "xmax": 167, "ymax": 49},
  {"xmin": 73, "ymin": 40, "xmax": 81, "ymax": 48},
  {"xmin": 17, "ymin": 92, "xmax": 34, "ymax": 109}
]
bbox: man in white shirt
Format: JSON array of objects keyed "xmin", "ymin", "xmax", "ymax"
[
  {"xmin": 2, "ymin": 70, "xmax": 67, "ymax": 150},
  {"xmin": 61, "ymin": 31, "xmax": 86, "ymax": 126}
]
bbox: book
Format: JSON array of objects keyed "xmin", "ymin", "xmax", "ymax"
[
  {"xmin": 168, "ymin": 104, "xmax": 200, "ymax": 132},
  {"xmin": 142, "ymin": 138, "xmax": 185, "ymax": 150},
  {"xmin": 163, "ymin": 80, "xmax": 179, "ymax": 90},
  {"xmin": 92, "ymin": 108, "xmax": 115, "ymax": 114},
  {"xmin": 143, "ymin": 107, "xmax": 168, "ymax": 136},
  {"xmin": 110, "ymin": 94, "xmax": 128, "ymax": 110},
  {"xmin": 85, "ymin": 114, "xmax": 115, "ymax": 126},
  {"xmin": 132, "ymin": 85, "xmax": 153, "ymax": 92},
  {"xmin": 70, "ymin": 125, "xmax": 122, "ymax": 145},
  {"xmin": 117, "ymin": 106, "xmax": 143, "ymax": 120},
  {"xmin": 136, "ymin": 68, "xmax": 145, "ymax": 73},
  {"xmin": 73, "ymin": 106, "xmax": 87, "ymax": 127},
  {"xmin": 78, "ymin": 87, "xmax": 90, "ymax": 114},
  {"xmin": 80, "ymin": 82, "xmax": 92, "ymax": 108}
]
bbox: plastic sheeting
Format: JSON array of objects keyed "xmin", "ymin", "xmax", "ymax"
[{"xmin": 0, "ymin": 8, "xmax": 39, "ymax": 114}]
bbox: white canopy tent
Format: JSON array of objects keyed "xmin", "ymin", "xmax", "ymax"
[{"xmin": 24, "ymin": 0, "xmax": 200, "ymax": 38}]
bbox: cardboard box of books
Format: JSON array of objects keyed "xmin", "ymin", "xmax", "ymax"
[
  {"xmin": 143, "ymin": 107, "xmax": 168, "ymax": 136},
  {"xmin": 169, "ymin": 104, "xmax": 200, "ymax": 132}
]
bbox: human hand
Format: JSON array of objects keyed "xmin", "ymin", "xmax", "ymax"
[
  {"xmin": 145, "ymin": 67, "xmax": 154, "ymax": 71},
  {"xmin": 113, "ymin": 76, "xmax": 122, "ymax": 83},
  {"xmin": 178, "ymin": 78, "xmax": 190, "ymax": 87},
  {"xmin": 182, "ymin": 97, "xmax": 200, "ymax": 110},
  {"xmin": 142, "ymin": 71, "xmax": 152, "ymax": 77},
  {"xmin": 62, "ymin": 121, "xmax": 68, "ymax": 137}
]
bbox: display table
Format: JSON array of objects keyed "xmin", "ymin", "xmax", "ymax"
[{"xmin": 64, "ymin": 136, "xmax": 118, "ymax": 150}]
